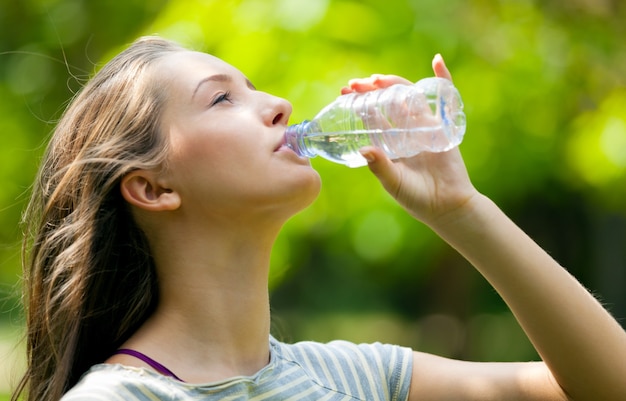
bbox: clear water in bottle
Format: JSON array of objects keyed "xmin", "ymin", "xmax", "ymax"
[{"xmin": 285, "ymin": 77, "xmax": 466, "ymax": 168}]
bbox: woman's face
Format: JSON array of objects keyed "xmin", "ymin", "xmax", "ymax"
[{"xmin": 157, "ymin": 50, "xmax": 321, "ymax": 221}]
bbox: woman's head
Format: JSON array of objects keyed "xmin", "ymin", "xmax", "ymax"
[
  {"xmin": 119, "ymin": 49, "xmax": 320, "ymax": 229},
  {"xmin": 16, "ymin": 36, "xmax": 186, "ymax": 401}
]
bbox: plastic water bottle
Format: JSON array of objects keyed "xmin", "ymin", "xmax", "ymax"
[{"xmin": 285, "ymin": 77, "xmax": 466, "ymax": 168}]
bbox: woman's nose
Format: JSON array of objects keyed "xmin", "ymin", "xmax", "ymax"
[{"xmin": 262, "ymin": 94, "xmax": 292, "ymax": 126}]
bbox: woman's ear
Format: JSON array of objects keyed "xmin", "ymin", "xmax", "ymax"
[{"xmin": 120, "ymin": 170, "xmax": 181, "ymax": 212}]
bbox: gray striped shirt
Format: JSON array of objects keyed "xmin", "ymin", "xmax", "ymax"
[{"xmin": 61, "ymin": 337, "xmax": 413, "ymax": 400}]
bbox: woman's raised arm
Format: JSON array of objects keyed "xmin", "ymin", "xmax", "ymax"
[{"xmin": 350, "ymin": 55, "xmax": 626, "ymax": 400}]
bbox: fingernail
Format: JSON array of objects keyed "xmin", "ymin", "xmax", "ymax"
[{"xmin": 360, "ymin": 150, "xmax": 374, "ymax": 163}]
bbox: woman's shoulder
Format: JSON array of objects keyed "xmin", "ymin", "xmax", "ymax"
[
  {"xmin": 273, "ymin": 335, "xmax": 413, "ymax": 368},
  {"xmin": 271, "ymin": 336, "xmax": 413, "ymax": 399},
  {"xmin": 60, "ymin": 364, "xmax": 186, "ymax": 401}
]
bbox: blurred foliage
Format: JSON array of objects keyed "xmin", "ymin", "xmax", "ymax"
[{"xmin": 1, "ymin": 1, "xmax": 626, "ymax": 386}]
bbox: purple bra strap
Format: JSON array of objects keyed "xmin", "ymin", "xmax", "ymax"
[{"xmin": 114, "ymin": 349, "xmax": 184, "ymax": 382}]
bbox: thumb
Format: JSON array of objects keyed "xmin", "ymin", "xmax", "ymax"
[
  {"xmin": 432, "ymin": 53, "xmax": 453, "ymax": 81},
  {"xmin": 359, "ymin": 146, "xmax": 400, "ymax": 193}
]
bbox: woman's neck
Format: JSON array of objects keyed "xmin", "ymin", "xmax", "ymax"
[{"xmin": 122, "ymin": 217, "xmax": 278, "ymax": 382}]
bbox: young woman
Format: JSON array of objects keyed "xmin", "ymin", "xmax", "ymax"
[{"xmin": 14, "ymin": 36, "xmax": 626, "ymax": 401}]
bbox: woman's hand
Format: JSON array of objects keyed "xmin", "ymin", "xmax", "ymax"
[{"xmin": 342, "ymin": 55, "xmax": 479, "ymax": 227}]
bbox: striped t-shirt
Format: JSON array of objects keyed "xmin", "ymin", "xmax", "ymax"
[{"xmin": 61, "ymin": 336, "xmax": 414, "ymax": 400}]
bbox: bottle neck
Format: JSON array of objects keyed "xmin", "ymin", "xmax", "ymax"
[{"xmin": 285, "ymin": 120, "xmax": 315, "ymax": 158}]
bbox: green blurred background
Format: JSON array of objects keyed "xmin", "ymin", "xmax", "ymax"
[{"xmin": 1, "ymin": 0, "xmax": 625, "ymax": 397}]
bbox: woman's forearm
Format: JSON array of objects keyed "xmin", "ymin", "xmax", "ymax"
[{"xmin": 430, "ymin": 193, "xmax": 626, "ymax": 400}]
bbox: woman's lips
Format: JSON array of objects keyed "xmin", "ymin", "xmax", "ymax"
[{"xmin": 274, "ymin": 132, "xmax": 290, "ymax": 152}]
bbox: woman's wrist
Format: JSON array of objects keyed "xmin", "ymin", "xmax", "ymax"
[{"xmin": 425, "ymin": 192, "xmax": 498, "ymax": 243}]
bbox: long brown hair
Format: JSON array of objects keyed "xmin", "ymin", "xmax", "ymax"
[{"xmin": 13, "ymin": 36, "xmax": 185, "ymax": 401}]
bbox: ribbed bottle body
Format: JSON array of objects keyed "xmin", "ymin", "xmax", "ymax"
[{"xmin": 285, "ymin": 77, "xmax": 465, "ymax": 167}]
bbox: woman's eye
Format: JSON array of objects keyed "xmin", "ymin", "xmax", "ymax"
[{"xmin": 211, "ymin": 91, "xmax": 232, "ymax": 106}]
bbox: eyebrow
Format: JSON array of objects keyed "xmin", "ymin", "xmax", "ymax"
[{"xmin": 191, "ymin": 74, "xmax": 256, "ymax": 100}]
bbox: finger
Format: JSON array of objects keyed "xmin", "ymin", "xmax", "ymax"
[
  {"xmin": 346, "ymin": 74, "xmax": 412, "ymax": 93},
  {"xmin": 371, "ymin": 74, "xmax": 412, "ymax": 87},
  {"xmin": 432, "ymin": 54, "xmax": 453, "ymax": 82},
  {"xmin": 340, "ymin": 86, "xmax": 353, "ymax": 95},
  {"xmin": 359, "ymin": 146, "xmax": 400, "ymax": 192},
  {"xmin": 348, "ymin": 79, "xmax": 381, "ymax": 93}
]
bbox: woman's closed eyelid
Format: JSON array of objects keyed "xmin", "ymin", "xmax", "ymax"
[
  {"xmin": 204, "ymin": 78, "xmax": 255, "ymax": 107},
  {"xmin": 210, "ymin": 91, "xmax": 232, "ymax": 106}
]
